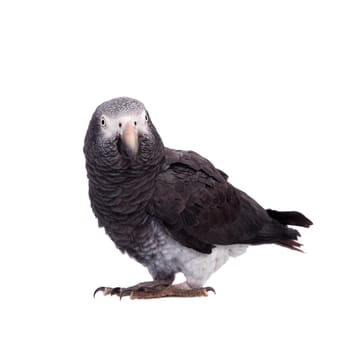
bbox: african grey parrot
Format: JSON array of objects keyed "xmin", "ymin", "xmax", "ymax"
[{"xmin": 84, "ymin": 97, "xmax": 312, "ymax": 299}]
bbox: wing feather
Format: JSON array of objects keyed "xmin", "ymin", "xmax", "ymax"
[
  {"xmin": 148, "ymin": 149, "xmax": 242, "ymax": 253},
  {"xmin": 148, "ymin": 149, "xmax": 303, "ymax": 254}
]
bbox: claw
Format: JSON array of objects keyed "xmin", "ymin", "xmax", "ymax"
[
  {"xmin": 205, "ymin": 287, "xmax": 216, "ymax": 295},
  {"xmin": 93, "ymin": 286, "xmax": 105, "ymax": 298},
  {"xmin": 110, "ymin": 287, "xmax": 126, "ymax": 300},
  {"xmin": 93, "ymin": 287, "xmax": 112, "ymax": 298},
  {"xmin": 93, "ymin": 287, "xmax": 129, "ymax": 300}
]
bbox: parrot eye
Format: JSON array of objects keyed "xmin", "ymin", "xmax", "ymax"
[
  {"xmin": 101, "ymin": 116, "xmax": 106, "ymax": 127},
  {"xmin": 145, "ymin": 114, "xmax": 148, "ymax": 121},
  {"xmin": 119, "ymin": 122, "xmax": 122, "ymax": 128}
]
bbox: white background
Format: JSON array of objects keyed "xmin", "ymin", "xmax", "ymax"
[{"xmin": 0, "ymin": 1, "xmax": 349, "ymax": 349}]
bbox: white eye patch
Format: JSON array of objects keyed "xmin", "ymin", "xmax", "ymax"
[{"xmin": 100, "ymin": 111, "xmax": 149, "ymax": 139}]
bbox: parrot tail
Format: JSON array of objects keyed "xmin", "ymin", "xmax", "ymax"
[
  {"xmin": 276, "ymin": 239, "xmax": 304, "ymax": 253},
  {"xmin": 266, "ymin": 209, "xmax": 313, "ymax": 228}
]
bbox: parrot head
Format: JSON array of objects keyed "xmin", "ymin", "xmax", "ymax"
[{"xmin": 84, "ymin": 97, "xmax": 163, "ymax": 163}]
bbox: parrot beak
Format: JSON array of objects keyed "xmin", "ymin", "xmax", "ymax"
[{"xmin": 120, "ymin": 122, "xmax": 139, "ymax": 158}]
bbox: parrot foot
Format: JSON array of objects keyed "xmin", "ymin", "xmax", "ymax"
[
  {"xmin": 93, "ymin": 279, "xmax": 173, "ymax": 299},
  {"xmin": 93, "ymin": 281, "xmax": 215, "ymax": 299}
]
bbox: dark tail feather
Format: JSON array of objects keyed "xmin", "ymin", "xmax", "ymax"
[
  {"xmin": 276, "ymin": 239, "xmax": 304, "ymax": 253},
  {"xmin": 266, "ymin": 209, "xmax": 313, "ymax": 228}
]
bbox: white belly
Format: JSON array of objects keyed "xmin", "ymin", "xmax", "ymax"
[{"xmin": 160, "ymin": 238, "xmax": 248, "ymax": 288}]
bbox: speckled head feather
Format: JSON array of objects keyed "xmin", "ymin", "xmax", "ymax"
[{"xmin": 96, "ymin": 97, "xmax": 146, "ymax": 117}]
